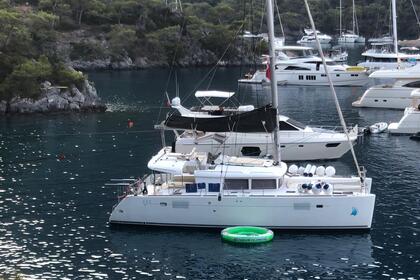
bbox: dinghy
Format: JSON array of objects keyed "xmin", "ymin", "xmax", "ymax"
[
  {"xmin": 369, "ymin": 122, "xmax": 388, "ymax": 134},
  {"xmin": 409, "ymin": 132, "xmax": 420, "ymax": 141}
]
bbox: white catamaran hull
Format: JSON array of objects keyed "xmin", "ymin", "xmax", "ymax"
[
  {"xmin": 110, "ymin": 194, "xmax": 375, "ymax": 229},
  {"xmin": 352, "ymin": 86, "xmax": 419, "ymax": 109},
  {"xmin": 239, "ymin": 70, "xmax": 368, "ymax": 86}
]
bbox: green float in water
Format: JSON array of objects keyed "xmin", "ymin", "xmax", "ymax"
[{"xmin": 221, "ymin": 226, "xmax": 274, "ymax": 244}]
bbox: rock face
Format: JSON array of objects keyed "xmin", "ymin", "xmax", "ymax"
[{"xmin": 1, "ymin": 80, "xmax": 106, "ymax": 115}]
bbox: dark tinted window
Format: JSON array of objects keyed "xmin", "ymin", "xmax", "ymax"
[
  {"xmin": 284, "ymin": 66, "xmax": 310, "ymax": 71},
  {"xmin": 251, "ymin": 179, "xmax": 277, "ymax": 189},
  {"xmin": 279, "ymin": 121, "xmax": 299, "ymax": 130},
  {"xmin": 241, "ymin": 146, "xmax": 261, "ymax": 156},
  {"xmin": 403, "ymin": 81, "xmax": 420, "ymax": 88},
  {"xmin": 224, "ymin": 179, "xmax": 249, "ymax": 190}
]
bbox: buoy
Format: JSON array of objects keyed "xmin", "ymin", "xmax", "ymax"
[
  {"xmin": 221, "ymin": 226, "xmax": 274, "ymax": 244},
  {"xmin": 316, "ymin": 166, "xmax": 325, "ymax": 176},
  {"xmin": 303, "ymin": 164, "xmax": 312, "ymax": 177},
  {"xmin": 325, "ymin": 166, "xmax": 336, "ymax": 177},
  {"xmin": 288, "ymin": 164, "xmax": 298, "ymax": 174},
  {"xmin": 127, "ymin": 119, "xmax": 134, "ymax": 128}
]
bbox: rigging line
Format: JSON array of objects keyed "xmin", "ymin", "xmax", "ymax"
[
  {"xmin": 303, "ymin": 0, "xmax": 363, "ymax": 180},
  {"xmin": 182, "ymin": 22, "xmax": 246, "ymax": 103},
  {"xmin": 0, "ymin": 129, "xmax": 157, "ymax": 138},
  {"xmin": 274, "ymin": 0, "xmax": 285, "ymax": 39},
  {"xmin": 410, "ymin": 0, "xmax": 420, "ymax": 34},
  {"xmin": 156, "ymin": 16, "xmax": 188, "ymax": 126}
]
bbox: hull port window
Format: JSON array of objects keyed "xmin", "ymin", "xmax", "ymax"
[
  {"xmin": 224, "ymin": 179, "xmax": 249, "ymax": 190},
  {"xmin": 326, "ymin": 143, "xmax": 340, "ymax": 148},
  {"xmin": 241, "ymin": 146, "xmax": 262, "ymax": 157},
  {"xmin": 251, "ymin": 179, "xmax": 277, "ymax": 190}
]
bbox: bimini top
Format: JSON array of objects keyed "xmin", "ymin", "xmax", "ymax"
[
  {"xmin": 369, "ymin": 63, "xmax": 420, "ymax": 79},
  {"xmin": 195, "ymin": 90, "xmax": 235, "ymax": 99}
]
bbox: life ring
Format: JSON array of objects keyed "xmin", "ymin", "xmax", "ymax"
[{"xmin": 221, "ymin": 226, "xmax": 274, "ymax": 244}]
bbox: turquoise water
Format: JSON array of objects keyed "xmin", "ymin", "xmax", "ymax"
[{"xmin": 0, "ymin": 54, "xmax": 419, "ymax": 279}]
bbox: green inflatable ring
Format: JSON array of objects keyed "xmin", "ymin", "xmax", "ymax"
[{"xmin": 221, "ymin": 226, "xmax": 274, "ymax": 243}]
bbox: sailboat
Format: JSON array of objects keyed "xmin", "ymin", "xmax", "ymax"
[
  {"xmin": 109, "ymin": 0, "xmax": 375, "ymax": 230},
  {"xmin": 338, "ymin": 0, "xmax": 365, "ymax": 44}
]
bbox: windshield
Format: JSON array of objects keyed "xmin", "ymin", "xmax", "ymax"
[
  {"xmin": 281, "ymin": 49, "xmax": 313, "ymax": 59},
  {"xmin": 285, "ymin": 118, "xmax": 306, "ymax": 129}
]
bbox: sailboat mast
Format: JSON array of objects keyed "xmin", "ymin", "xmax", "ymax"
[
  {"xmin": 339, "ymin": 0, "xmax": 342, "ymax": 36},
  {"xmin": 352, "ymin": 0, "xmax": 356, "ymax": 34},
  {"xmin": 266, "ymin": 0, "xmax": 281, "ymax": 163},
  {"xmin": 391, "ymin": 0, "xmax": 400, "ymax": 67}
]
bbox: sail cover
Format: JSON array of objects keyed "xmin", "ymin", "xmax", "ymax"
[{"xmin": 164, "ymin": 105, "xmax": 277, "ymax": 133}]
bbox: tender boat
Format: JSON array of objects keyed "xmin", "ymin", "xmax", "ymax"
[
  {"xmin": 109, "ymin": 0, "xmax": 375, "ymax": 230},
  {"xmin": 369, "ymin": 122, "xmax": 388, "ymax": 134},
  {"xmin": 352, "ymin": 64, "xmax": 420, "ymax": 109},
  {"xmin": 238, "ymin": 46, "xmax": 368, "ymax": 86}
]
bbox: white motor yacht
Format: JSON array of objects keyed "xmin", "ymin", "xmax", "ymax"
[
  {"xmin": 161, "ymin": 95, "xmax": 358, "ymax": 161},
  {"xmin": 357, "ymin": 43, "xmax": 419, "ymax": 71},
  {"xmin": 238, "ymin": 46, "xmax": 368, "ymax": 86},
  {"xmin": 368, "ymin": 35, "xmax": 393, "ymax": 44},
  {"xmin": 109, "ymin": 0, "xmax": 375, "ymax": 230},
  {"xmin": 297, "ymin": 29, "xmax": 332, "ymax": 44},
  {"xmin": 388, "ymin": 90, "xmax": 420, "ymax": 134},
  {"xmin": 352, "ymin": 64, "xmax": 420, "ymax": 109}
]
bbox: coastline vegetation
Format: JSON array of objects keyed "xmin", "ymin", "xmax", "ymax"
[{"xmin": 0, "ymin": 0, "xmax": 419, "ymax": 101}]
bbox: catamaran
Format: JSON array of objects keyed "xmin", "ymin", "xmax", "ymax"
[
  {"xmin": 338, "ymin": 0, "xmax": 365, "ymax": 44},
  {"xmin": 109, "ymin": 0, "xmax": 375, "ymax": 230}
]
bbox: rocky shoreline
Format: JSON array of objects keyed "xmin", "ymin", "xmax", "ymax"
[{"xmin": 0, "ymin": 80, "xmax": 106, "ymax": 116}]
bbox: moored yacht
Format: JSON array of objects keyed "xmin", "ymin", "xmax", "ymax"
[
  {"xmin": 337, "ymin": 0, "xmax": 365, "ymax": 44},
  {"xmin": 388, "ymin": 90, "xmax": 420, "ymax": 134},
  {"xmin": 357, "ymin": 43, "xmax": 419, "ymax": 71},
  {"xmin": 160, "ymin": 96, "xmax": 358, "ymax": 161},
  {"xmin": 297, "ymin": 29, "xmax": 332, "ymax": 44},
  {"xmin": 238, "ymin": 46, "xmax": 368, "ymax": 86},
  {"xmin": 109, "ymin": 0, "xmax": 375, "ymax": 230},
  {"xmin": 352, "ymin": 64, "xmax": 420, "ymax": 109}
]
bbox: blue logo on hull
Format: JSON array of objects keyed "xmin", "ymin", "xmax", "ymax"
[{"xmin": 351, "ymin": 207, "xmax": 358, "ymax": 216}]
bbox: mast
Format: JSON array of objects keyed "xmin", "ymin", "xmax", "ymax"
[
  {"xmin": 391, "ymin": 0, "xmax": 400, "ymax": 67},
  {"xmin": 339, "ymin": 0, "xmax": 342, "ymax": 36},
  {"xmin": 352, "ymin": 0, "xmax": 356, "ymax": 34},
  {"xmin": 266, "ymin": 0, "xmax": 281, "ymax": 163}
]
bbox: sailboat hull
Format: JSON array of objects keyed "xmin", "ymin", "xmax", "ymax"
[{"xmin": 110, "ymin": 194, "xmax": 375, "ymax": 229}]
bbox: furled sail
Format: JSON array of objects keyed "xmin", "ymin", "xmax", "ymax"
[{"xmin": 164, "ymin": 105, "xmax": 277, "ymax": 133}]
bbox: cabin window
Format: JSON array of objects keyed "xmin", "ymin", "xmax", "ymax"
[
  {"xmin": 285, "ymin": 118, "xmax": 305, "ymax": 129},
  {"xmin": 336, "ymin": 74, "xmax": 340, "ymax": 77},
  {"xmin": 298, "ymin": 75, "xmax": 304, "ymax": 80},
  {"xmin": 321, "ymin": 74, "xmax": 327, "ymax": 77},
  {"xmin": 279, "ymin": 121, "xmax": 299, "ymax": 131},
  {"xmin": 326, "ymin": 143, "xmax": 340, "ymax": 147},
  {"xmin": 403, "ymin": 81, "xmax": 420, "ymax": 88},
  {"xmin": 374, "ymin": 99, "xmax": 378, "ymax": 102},
  {"xmin": 351, "ymin": 74, "xmax": 359, "ymax": 77},
  {"xmin": 306, "ymin": 75, "xmax": 316, "ymax": 80},
  {"xmin": 241, "ymin": 146, "xmax": 261, "ymax": 157},
  {"xmin": 224, "ymin": 179, "xmax": 249, "ymax": 190},
  {"xmin": 285, "ymin": 66, "xmax": 310, "ymax": 71},
  {"xmin": 251, "ymin": 179, "xmax": 277, "ymax": 190},
  {"xmin": 208, "ymin": 183, "xmax": 220, "ymax": 192}
]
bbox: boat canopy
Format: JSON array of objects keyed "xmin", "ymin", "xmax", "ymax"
[
  {"xmin": 195, "ymin": 90, "xmax": 235, "ymax": 99},
  {"xmin": 164, "ymin": 105, "xmax": 277, "ymax": 133}
]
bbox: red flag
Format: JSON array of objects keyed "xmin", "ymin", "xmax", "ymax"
[{"xmin": 265, "ymin": 62, "xmax": 271, "ymax": 81}]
